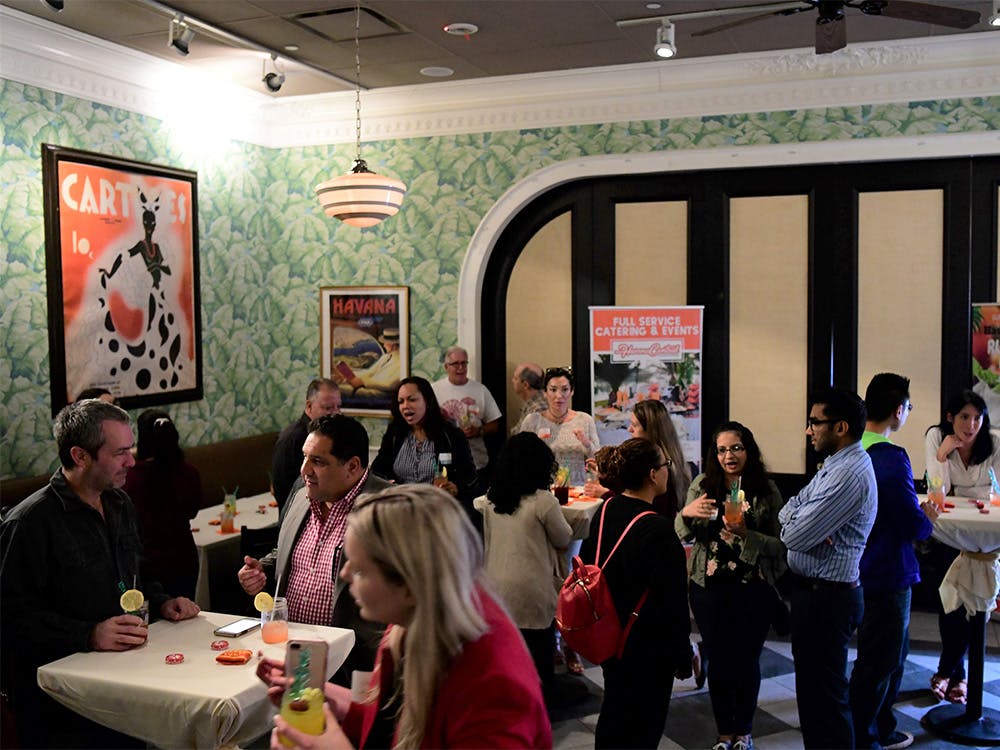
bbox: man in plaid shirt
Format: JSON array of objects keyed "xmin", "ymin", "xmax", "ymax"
[{"xmin": 239, "ymin": 414, "xmax": 390, "ymax": 684}]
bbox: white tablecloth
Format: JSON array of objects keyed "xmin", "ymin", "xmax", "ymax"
[
  {"xmin": 192, "ymin": 493, "xmax": 279, "ymax": 609},
  {"xmin": 37, "ymin": 611, "xmax": 354, "ymax": 750},
  {"xmin": 562, "ymin": 493, "xmax": 605, "ymax": 540},
  {"xmin": 929, "ymin": 495, "xmax": 1000, "ymax": 617}
]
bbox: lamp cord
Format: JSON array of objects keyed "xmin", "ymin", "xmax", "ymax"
[{"xmin": 353, "ymin": 1, "xmax": 362, "ymax": 165}]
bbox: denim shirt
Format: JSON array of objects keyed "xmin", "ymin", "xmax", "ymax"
[{"xmin": 0, "ymin": 470, "xmax": 166, "ymax": 674}]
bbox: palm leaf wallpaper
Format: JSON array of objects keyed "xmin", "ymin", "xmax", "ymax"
[{"xmin": 2, "ymin": 77, "xmax": 998, "ymax": 477}]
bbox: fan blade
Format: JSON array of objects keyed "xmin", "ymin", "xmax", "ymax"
[
  {"xmin": 691, "ymin": 6, "xmax": 811, "ymax": 38},
  {"xmin": 816, "ymin": 14, "xmax": 847, "ymax": 52},
  {"xmin": 858, "ymin": 0, "xmax": 980, "ymax": 28}
]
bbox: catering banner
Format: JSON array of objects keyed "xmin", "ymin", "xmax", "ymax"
[
  {"xmin": 590, "ymin": 306, "xmax": 703, "ymax": 469},
  {"xmin": 972, "ymin": 303, "xmax": 1000, "ymax": 417}
]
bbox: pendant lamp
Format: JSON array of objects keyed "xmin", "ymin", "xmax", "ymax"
[{"xmin": 315, "ymin": 3, "xmax": 406, "ymax": 228}]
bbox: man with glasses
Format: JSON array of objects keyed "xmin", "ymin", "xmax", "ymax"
[
  {"xmin": 848, "ymin": 374, "xmax": 936, "ymax": 750},
  {"xmin": 433, "ymin": 346, "xmax": 502, "ymax": 485},
  {"xmin": 779, "ymin": 387, "xmax": 877, "ymax": 749},
  {"xmin": 240, "ymin": 414, "xmax": 389, "ymax": 685}
]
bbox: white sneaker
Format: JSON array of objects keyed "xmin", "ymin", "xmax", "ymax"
[{"xmin": 882, "ymin": 730, "xmax": 914, "ymax": 750}]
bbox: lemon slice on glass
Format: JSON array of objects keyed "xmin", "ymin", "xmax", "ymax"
[
  {"xmin": 120, "ymin": 589, "xmax": 144, "ymax": 612},
  {"xmin": 254, "ymin": 592, "xmax": 275, "ymax": 613}
]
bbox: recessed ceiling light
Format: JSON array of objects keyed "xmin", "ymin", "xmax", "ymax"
[
  {"xmin": 420, "ymin": 66, "xmax": 454, "ymax": 77},
  {"xmin": 443, "ymin": 22, "xmax": 478, "ymax": 36},
  {"xmin": 284, "ymin": 44, "xmax": 300, "ymax": 52},
  {"xmin": 646, "ymin": 3, "xmax": 662, "ymax": 8}
]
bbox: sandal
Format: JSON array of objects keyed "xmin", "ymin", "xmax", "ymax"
[
  {"xmin": 929, "ymin": 673, "xmax": 949, "ymax": 701},
  {"xmin": 947, "ymin": 677, "xmax": 968, "ymax": 704},
  {"xmin": 564, "ymin": 647, "xmax": 584, "ymax": 675}
]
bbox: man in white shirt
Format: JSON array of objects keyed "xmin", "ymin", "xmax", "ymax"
[{"xmin": 433, "ymin": 346, "xmax": 502, "ymax": 484}]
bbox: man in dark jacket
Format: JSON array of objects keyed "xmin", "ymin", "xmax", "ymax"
[{"xmin": 849, "ymin": 373, "xmax": 937, "ymax": 750}]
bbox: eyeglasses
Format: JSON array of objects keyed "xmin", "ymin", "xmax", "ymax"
[
  {"xmin": 716, "ymin": 445, "xmax": 745, "ymax": 455},
  {"xmin": 657, "ymin": 458, "xmax": 673, "ymax": 469},
  {"xmin": 806, "ymin": 417, "xmax": 840, "ymax": 429},
  {"xmin": 905, "ymin": 402, "xmax": 914, "ymax": 412},
  {"xmin": 444, "ymin": 360, "xmax": 468, "ymax": 368}
]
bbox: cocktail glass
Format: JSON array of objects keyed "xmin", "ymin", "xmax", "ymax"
[
  {"xmin": 927, "ymin": 475, "xmax": 946, "ymax": 511},
  {"xmin": 262, "ymin": 597, "xmax": 289, "ymax": 643}
]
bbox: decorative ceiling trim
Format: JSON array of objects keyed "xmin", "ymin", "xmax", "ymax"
[{"xmin": 2, "ymin": 4, "xmax": 999, "ymax": 150}]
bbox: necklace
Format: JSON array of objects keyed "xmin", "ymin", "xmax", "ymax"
[{"xmin": 546, "ymin": 409, "xmax": 570, "ymax": 424}]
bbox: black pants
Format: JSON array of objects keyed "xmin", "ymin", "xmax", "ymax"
[
  {"xmin": 596, "ymin": 640, "xmax": 674, "ymax": 749},
  {"xmin": 521, "ymin": 622, "xmax": 555, "ymax": 692},
  {"xmin": 689, "ymin": 580, "xmax": 771, "ymax": 736},
  {"xmin": 790, "ymin": 576, "xmax": 864, "ymax": 749}
]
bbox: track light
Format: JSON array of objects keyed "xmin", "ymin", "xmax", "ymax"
[
  {"xmin": 989, "ymin": 0, "xmax": 1000, "ymax": 27},
  {"xmin": 654, "ymin": 20, "xmax": 676, "ymax": 59},
  {"xmin": 40, "ymin": 0, "xmax": 64, "ymax": 10},
  {"xmin": 262, "ymin": 54, "xmax": 286, "ymax": 92},
  {"xmin": 168, "ymin": 15, "xmax": 195, "ymax": 56}
]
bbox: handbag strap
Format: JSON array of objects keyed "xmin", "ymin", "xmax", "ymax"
[{"xmin": 594, "ymin": 497, "xmax": 657, "ymax": 570}]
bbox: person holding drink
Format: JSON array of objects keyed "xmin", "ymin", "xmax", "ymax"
[
  {"xmin": 923, "ymin": 390, "xmax": 1000, "ymax": 704},
  {"xmin": 0, "ymin": 399, "xmax": 199, "ymax": 748},
  {"xmin": 371, "ymin": 377, "xmax": 479, "ymax": 524},
  {"xmin": 676, "ymin": 421, "xmax": 785, "ymax": 750},
  {"xmin": 257, "ymin": 484, "xmax": 551, "ymax": 749}
]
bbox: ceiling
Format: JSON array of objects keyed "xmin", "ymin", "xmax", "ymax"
[{"xmin": 2, "ymin": 0, "xmax": 994, "ymax": 97}]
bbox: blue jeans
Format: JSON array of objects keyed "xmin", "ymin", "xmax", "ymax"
[
  {"xmin": 790, "ymin": 577, "xmax": 864, "ymax": 749},
  {"xmin": 849, "ymin": 587, "xmax": 910, "ymax": 749}
]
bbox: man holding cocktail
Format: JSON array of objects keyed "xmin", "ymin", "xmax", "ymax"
[{"xmin": 0, "ymin": 399, "xmax": 200, "ymax": 748}]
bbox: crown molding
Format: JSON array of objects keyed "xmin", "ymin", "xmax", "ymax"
[{"xmin": 2, "ymin": 4, "xmax": 999, "ymax": 150}]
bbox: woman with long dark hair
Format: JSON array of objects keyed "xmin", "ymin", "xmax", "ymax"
[
  {"xmin": 581, "ymin": 438, "xmax": 691, "ymax": 748},
  {"xmin": 474, "ymin": 432, "xmax": 573, "ymax": 693},
  {"xmin": 371, "ymin": 377, "xmax": 478, "ymax": 511},
  {"xmin": 124, "ymin": 409, "xmax": 202, "ymax": 600},
  {"xmin": 675, "ymin": 421, "xmax": 785, "ymax": 750},
  {"xmin": 924, "ymin": 390, "xmax": 1000, "ymax": 704}
]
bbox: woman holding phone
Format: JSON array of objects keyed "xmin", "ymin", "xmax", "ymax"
[{"xmin": 257, "ymin": 484, "xmax": 551, "ymax": 749}]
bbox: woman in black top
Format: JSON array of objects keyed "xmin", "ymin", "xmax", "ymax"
[
  {"xmin": 580, "ymin": 438, "xmax": 692, "ymax": 749},
  {"xmin": 372, "ymin": 377, "xmax": 479, "ymax": 524}
]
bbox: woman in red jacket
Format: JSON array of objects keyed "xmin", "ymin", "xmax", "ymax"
[{"xmin": 258, "ymin": 483, "xmax": 552, "ymax": 749}]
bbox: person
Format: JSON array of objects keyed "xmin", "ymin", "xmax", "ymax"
[
  {"xmin": 335, "ymin": 327, "xmax": 402, "ymax": 398},
  {"xmin": 124, "ymin": 409, "xmax": 202, "ymax": 600},
  {"xmin": 258, "ymin": 484, "xmax": 552, "ymax": 749},
  {"xmin": 371, "ymin": 376, "xmax": 479, "ymax": 515},
  {"xmin": 511, "ymin": 362, "xmax": 547, "ymax": 432},
  {"xmin": 0, "ymin": 399, "xmax": 200, "ymax": 748},
  {"xmin": 676, "ymin": 421, "xmax": 785, "ymax": 750},
  {"xmin": 473, "ymin": 432, "xmax": 574, "ymax": 695},
  {"xmin": 239, "ymin": 414, "xmax": 390, "ymax": 685},
  {"xmin": 433, "ymin": 345, "xmax": 503, "ymax": 485},
  {"xmin": 271, "ymin": 378, "xmax": 341, "ymax": 511},
  {"xmin": 779, "ymin": 388, "xmax": 877, "ymax": 749},
  {"xmin": 586, "ymin": 400, "xmax": 691, "ymax": 519},
  {"xmin": 923, "ymin": 389, "xmax": 1000, "ymax": 704},
  {"xmin": 580, "ymin": 438, "xmax": 692, "ymax": 749},
  {"xmin": 518, "ymin": 366, "xmax": 600, "ymax": 486},
  {"xmin": 76, "ymin": 386, "xmax": 116, "ymax": 404},
  {"xmin": 849, "ymin": 373, "xmax": 936, "ymax": 750}
]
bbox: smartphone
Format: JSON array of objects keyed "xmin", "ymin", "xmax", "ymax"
[
  {"xmin": 213, "ymin": 617, "xmax": 261, "ymax": 637},
  {"xmin": 278, "ymin": 640, "xmax": 329, "ymax": 745}
]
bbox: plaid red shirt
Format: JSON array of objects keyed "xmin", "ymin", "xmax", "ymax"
[{"xmin": 285, "ymin": 468, "xmax": 369, "ymax": 625}]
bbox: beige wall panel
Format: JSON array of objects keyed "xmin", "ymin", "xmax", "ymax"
[
  {"xmin": 858, "ymin": 190, "xmax": 943, "ymax": 471},
  {"xmin": 615, "ymin": 202, "xmax": 688, "ymax": 305},
  {"xmin": 505, "ymin": 212, "xmax": 573, "ymax": 423},
  {"xmin": 730, "ymin": 196, "xmax": 809, "ymax": 475}
]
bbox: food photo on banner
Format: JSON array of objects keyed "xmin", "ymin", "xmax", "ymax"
[
  {"xmin": 319, "ymin": 286, "xmax": 409, "ymax": 416},
  {"xmin": 589, "ymin": 305, "xmax": 703, "ymax": 469},
  {"xmin": 42, "ymin": 145, "xmax": 201, "ymax": 415},
  {"xmin": 972, "ymin": 302, "xmax": 1000, "ymax": 417}
]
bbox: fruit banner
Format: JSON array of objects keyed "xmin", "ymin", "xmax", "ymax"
[
  {"xmin": 590, "ymin": 306, "xmax": 703, "ymax": 469},
  {"xmin": 972, "ymin": 303, "xmax": 1000, "ymax": 418}
]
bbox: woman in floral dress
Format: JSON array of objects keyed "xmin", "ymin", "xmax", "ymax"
[{"xmin": 675, "ymin": 421, "xmax": 786, "ymax": 750}]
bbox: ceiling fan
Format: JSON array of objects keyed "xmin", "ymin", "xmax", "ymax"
[{"xmin": 692, "ymin": 0, "xmax": 981, "ymax": 55}]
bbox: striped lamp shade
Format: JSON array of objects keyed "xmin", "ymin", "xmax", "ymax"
[{"xmin": 315, "ymin": 160, "xmax": 407, "ymax": 228}]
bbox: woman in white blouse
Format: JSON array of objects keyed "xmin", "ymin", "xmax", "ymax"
[{"xmin": 924, "ymin": 389, "xmax": 1000, "ymax": 704}]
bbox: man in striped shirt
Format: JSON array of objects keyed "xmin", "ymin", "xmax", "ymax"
[{"xmin": 779, "ymin": 387, "xmax": 877, "ymax": 749}]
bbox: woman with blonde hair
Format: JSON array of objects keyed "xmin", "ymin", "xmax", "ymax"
[{"xmin": 258, "ymin": 484, "xmax": 551, "ymax": 749}]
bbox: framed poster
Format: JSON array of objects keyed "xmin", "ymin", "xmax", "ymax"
[
  {"xmin": 42, "ymin": 145, "xmax": 202, "ymax": 415},
  {"xmin": 320, "ymin": 286, "xmax": 409, "ymax": 416}
]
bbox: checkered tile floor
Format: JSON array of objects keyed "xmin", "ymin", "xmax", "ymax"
[{"xmin": 550, "ymin": 610, "xmax": 1000, "ymax": 750}]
